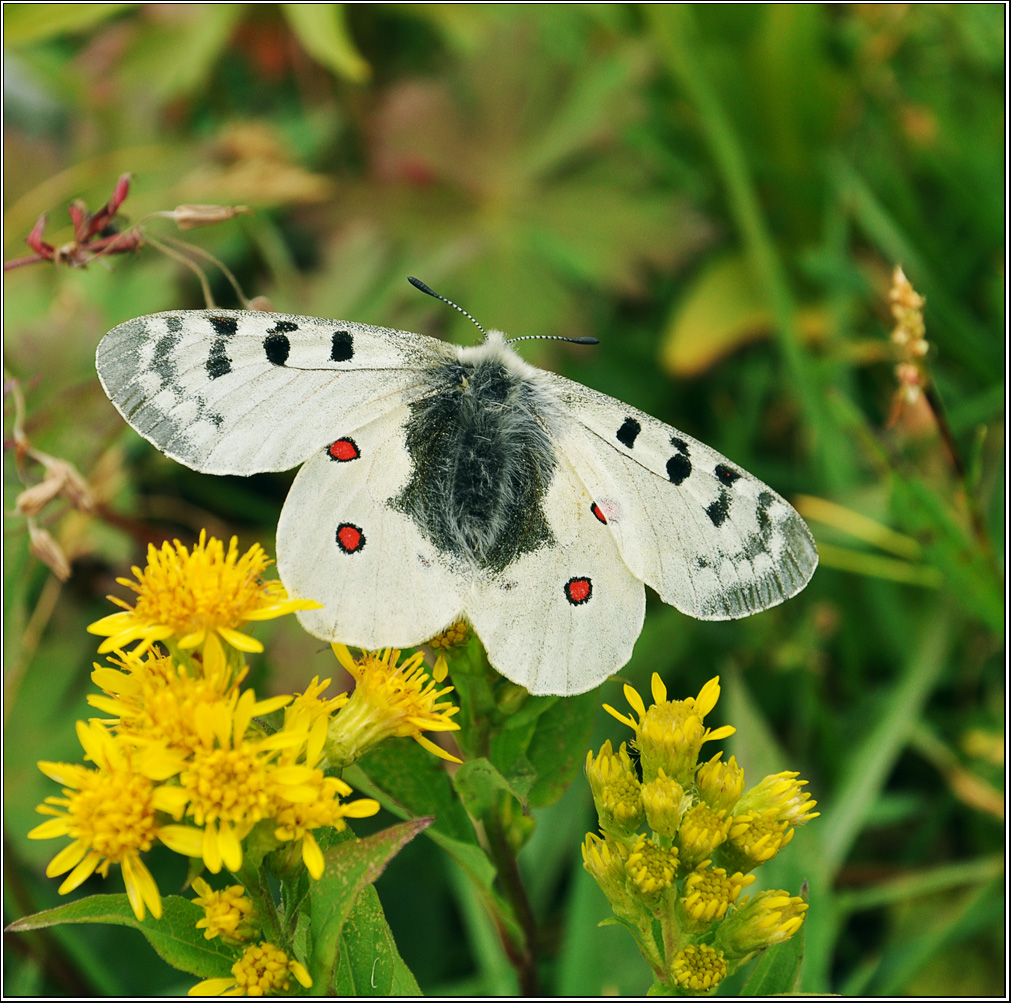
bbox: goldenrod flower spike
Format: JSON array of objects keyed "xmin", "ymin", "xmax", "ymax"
[{"xmin": 586, "ymin": 672, "xmax": 818, "ymax": 993}]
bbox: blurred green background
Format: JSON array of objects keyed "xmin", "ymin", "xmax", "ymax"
[{"xmin": 3, "ymin": 4, "xmax": 1004, "ymax": 996}]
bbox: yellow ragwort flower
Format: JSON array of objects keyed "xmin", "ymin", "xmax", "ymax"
[
  {"xmin": 87, "ymin": 530, "xmax": 320, "ymax": 657},
  {"xmin": 722, "ymin": 811, "xmax": 795, "ymax": 872},
  {"xmin": 582, "ymin": 831, "xmax": 638, "ymax": 919},
  {"xmin": 676, "ymin": 801, "xmax": 732, "ymax": 868},
  {"xmin": 191, "ymin": 877, "xmax": 258, "ymax": 943},
  {"xmin": 189, "ymin": 941, "xmax": 313, "ymax": 996},
  {"xmin": 737, "ymin": 771, "xmax": 819, "ymax": 826},
  {"xmin": 670, "ymin": 943, "xmax": 727, "ymax": 994},
  {"xmin": 427, "ymin": 618, "xmax": 469, "ymax": 656},
  {"xmin": 327, "ymin": 645, "xmax": 460, "ymax": 768},
  {"xmin": 696, "ymin": 752, "xmax": 746, "ymax": 815},
  {"xmin": 163, "ymin": 688, "xmax": 313, "ymax": 874},
  {"xmin": 603, "ymin": 674, "xmax": 735, "ymax": 784},
  {"xmin": 640, "ymin": 768, "xmax": 692, "ymax": 840},
  {"xmin": 28, "ymin": 720, "xmax": 188, "ymax": 921},
  {"xmin": 273, "ymin": 771, "xmax": 380, "ymax": 880},
  {"xmin": 625, "ymin": 833, "xmax": 680, "ymax": 901},
  {"xmin": 88, "ymin": 650, "xmax": 238, "ymax": 755}
]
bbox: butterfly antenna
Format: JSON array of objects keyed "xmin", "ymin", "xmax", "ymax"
[
  {"xmin": 506, "ymin": 334, "xmax": 599, "ymax": 346},
  {"xmin": 407, "ymin": 276, "xmax": 599, "ymax": 347},
  {"xmin": 408, "ymin": 276, "xmax": 487, "ymax": 338}
]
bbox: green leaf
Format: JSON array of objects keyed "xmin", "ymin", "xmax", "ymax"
[
  {"xmin": 332, "ymin": 885, "xmax": 422, "ymax": 996},
  {"xmin": 308, "ymin": 818, "xmax": 431, "ymax": 995},
  {"xmin": 6, "ymin": 894, "xmax": 236, "ymax": 979},
  {"xmin": 3, "ymin": 3, "xmax": 134, "ymax": 44},
  {"xmin": 345, "ymin": 744, "xmax": 501, "ymax": 900},
  {"xmin": 346, "ymin": 740, "xmax": 476, "ymax": 845},
  {"xmin": 453, "ymin": 756, "xmax": 532, "ymax": 819},
  {"xmin": 281, "ymin": 4, "xmax": 370, "ymax": 83}
]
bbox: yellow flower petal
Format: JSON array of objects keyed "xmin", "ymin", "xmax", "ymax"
[
  {"xmin": 217, "ymin": 627, "xmax": 264, "ymax": 653},
  {"xmin": 623, "ymin": 683, "xmax": 646, "ymax": 720},
  {"xmin": 301, "ymin": 831, "xmax": 325, "ymax": 880},
  {"xmin": 158, "ymin": 825, "xmax": 205, "ymax": 857},
  {"xmin": 695, "ymin": 676, "xmax": 721, "ymax": 717}
]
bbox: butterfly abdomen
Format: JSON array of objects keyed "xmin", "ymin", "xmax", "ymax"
[{"xmin": 394, "ymin": 351, "xmax": 559, "ymax": 575}]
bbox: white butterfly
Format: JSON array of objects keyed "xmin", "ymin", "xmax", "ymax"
[{"xmin": 96, "ymin": 282, "xmax": 817, "ymax": 696}]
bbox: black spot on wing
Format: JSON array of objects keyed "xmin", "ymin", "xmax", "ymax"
[
  {"xmin": 331, "ymin": 330, "xmax": 354, "ymax": 362},
  {"xmin": 706, "ymin": 489, "xmax": 730, "ymax": 527},
  {"xmin": 667, "ymin": 453, "xmax": 691, "ymax": 485},
  {"xmin": 671, "ymin": 436, "xmax": 689, "ymax": 454},
  {"xmin": 715, "ymin": 463, "xmax": 741, "ymax": 486},
  {"xmin": 152, "ymin": 333, "xmax": 182, "ymax": 392},
  {"xmin": 206, "ymin": 339, "xmax": 232, "ymax": 379},
  {"xmin": 263, "ymin": 332, "xmax": 290, "ymax": 366},
  {"xmin": 209, "ymin": 316, "xmax": 238, "ymax": 337},
  {"xmin": 616, "ymin": 417, "xmax": 640, "ymax": 449}
]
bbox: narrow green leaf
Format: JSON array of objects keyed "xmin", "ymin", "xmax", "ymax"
[
  {"xmin": 308, "ymin": 818, "xmax": 431, "ymax": 995},
  {"xmin": 345, "ymin": 741, "xmax": 476, "ymax": 842},
  {"xmin": 281, "ymin": 4, "xmax": 370, "ymax": 83},
  {"xmin": 6, "ymin": 894, "xmax": 236, "ymax": 979}
]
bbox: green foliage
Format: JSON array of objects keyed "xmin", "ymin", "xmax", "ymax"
[
  {"xmin": 7, "ymin": 894, "xmax": 236, "ymax": 979},
  {"xmin": 4, "ymin": 3, "xmax": 1003, "ymax": 997}
]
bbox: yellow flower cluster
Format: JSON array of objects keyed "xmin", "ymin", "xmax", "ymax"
[
  {"xmin": 30, "ymin": 532, "xmax": 459, "ymax": 930},
  {"xmin": 584, "ymin": 675, "xmax": 818, "ymax": 995}
]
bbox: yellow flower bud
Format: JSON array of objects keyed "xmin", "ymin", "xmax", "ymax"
[
  {"xmin": 715, "ymin": 889, "xmax": 808, "ymax": 959},
  {"xmin": 641, "ymin": 768, "xmax": 691, "ymax": 839},
  {"xmin": 696, "ymin": 752, "xmax": 745, "ymax": 814},
  {"xmin": 670, "ymin": 943, "xmax": 727, "ymax": 994},
  {"xmin": 585, "ymin": 741, "xmax": 643, "ymax": 838}
]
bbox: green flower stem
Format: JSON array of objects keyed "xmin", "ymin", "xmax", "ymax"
[
  {"xmin": 235, "ymin": 860, "xmax": 285, "ymax": 948},
  {"xmin": 484, "ymin": 799, "xmax": 542, "ymax": 996}
]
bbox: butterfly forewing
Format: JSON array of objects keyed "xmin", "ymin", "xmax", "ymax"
[
  {"xmin": 97, "ymin": 310, "xmax": 450, "ymax": 475},
  {"xmin": 547, "ymin": 374, "xmax": 818, "ymax": 620}
]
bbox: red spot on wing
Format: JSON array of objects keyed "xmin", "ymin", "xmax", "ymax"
[
  {"xmin": 565, "ymin": 576, "xmax": 592, "ymax": 605},
  {"xmin": 591, "ymin": 502, "xmax": 608, "ymax": 524},
  {"xmin": 328, "ymin": 438, "xmax": 360, "ymax": 462},
  {"xmin": 336, "ymin": 523, "xmax": 365, "ymax": 554}
]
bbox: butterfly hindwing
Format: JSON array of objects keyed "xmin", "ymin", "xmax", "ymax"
[
  {"xmin": 466, "ymin": 453, "xmax": 646, "ymax": 696},
  {"xmin": 97, "ymin": 309, "xmax": 452, "ymax": 475},
  {"xmin": 548, "ymin": 375, "xmax": 818, "ymax": 620},
  {"xmin": 276, "ymin": 403, "xmax": 467, "ymax": 648}
]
